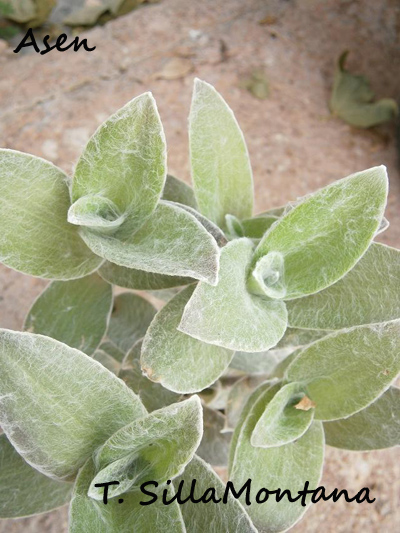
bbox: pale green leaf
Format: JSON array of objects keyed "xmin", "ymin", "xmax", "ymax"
[
  {"xmin": 230, "ymin": 351, "xmax": 286, "ymax": 375},
  {"xmin": 276, "ymin": 327, "xmax": 330, "ymax": 349},
  {"xmin": 251, "ymin": 382, "xmax": 314, "ymax": 448},
  {"xmin": 141, "ymin": 286, "xmax": 234, "ymax": 393},
  {"xmin": 286, "ymin": 321, "xmax": 400, "ymax": 420},
  {"xmin": 189, "ymin": 79, "xmax": 253, "ymax": 227},
  {"xmin": 174, "ymin": 455, "xmax": 257, "ymax": 533},
  {"xmin": 241, "ymin": 215, "xmax": 279, "ymax": 240},
  {"xmin": 162, "ymin": 174, "xmax": 197, "ymax": 208},
  {"xmin": 230, "ymin": 383, "xmax": 324, "ymax": 533},
  {"xmin": 70, "ymin": 93, "xmax": 166, "ymax": 236},
  {"xmin": 287, "ymin": 243, "xmax": 400, "ymax": 329},
  {"xmin": 69, "ymin": 459, "xmax": 185, "ymax": 533},
  {"xmin": 228, "ymin": 381, "xmax": 277, "ymax": 473},
  {"xmin": 24, "ymin": 274, "xmax": 112, "ymax": 355},
  {"xmin": 0, "ymin": 434, "xmax": 72, "ymax": 519},
  {"xmin": 99, "ymin": 261, "xmax": 193, "ymax": 290},
  {"xmin": 107, "ymin": 293, "xmax": 157, "ymax": 355},
  {"xmin": 249, "ymin": 166, "xmax": 388, "ymax": 300},
  {"xmin": 198, "ymin": 377, "xmax": 233, "ymax": 410},
  {"xmin": 0, "ymin": 330, "xmax": 146, "ymax": 480},
  {"xmin": 0, "ymin": 150, "xmax": 102, "ymax": 280},
  {"xmin": 98, "ymin": 340, "xmax": 125, "ymax": 362},
  {"xmin": 329, "ymin": 51, "xmax": 398, "ymax": 128},
  {"xmin": 93, "ymin": 348, "xmax": 120, "ymax": 374},
  {"xmin": 226, "ymin": 375, "xmax": 268, "ymax": 431},
  {"xmin": 119, "ymin": 340, "xmax": 181, "ymax": 412},
  {"xmin": 324, "ymin": 386, "xmax": 400, "ymax": 451},
  {"xmin": 89, "ymin": 397, "xmax": 202, "ymax": 500},
  {"xmin": 79, "ymin": 201, "xmax": 220, "ymax": 284},
  {"xmin": 179, "ymin": 238, "xmax": 288, "ymax": 352},
  {"xmin": 196, "ymin": 406, "xmax": 231, "ymax": 467}
]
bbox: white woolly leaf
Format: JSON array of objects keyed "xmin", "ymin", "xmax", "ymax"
[
  {"xmin": 88, "ymin": 397, "xmax": 203, "ymax": 500},
  {"xmin": 226, "ymin": 376, "xmax": 271, "ymax": 431},
  {"xmin": 69, "ymin": 459, "xmax": 185, "ymax": 533},
  {"xmin": 286, "ymin": 321, "xmax": 400, "ymax": 421},
  {"xmin": 79, "ymin": 201, "xmax": 220, "ymax": 284},
  {"xmin": 24, "ymin": 274, "xmax": 112, "ymax": 355},
  {"xmin": 230, "ymin": 383, "xmax": 324, "ymax": 533},
  {"xmin": 251, "ymin": 382, "xmax": 315, "ymax": 448},
  {"xmin": 249, "ymin": 166, "xmax": 388, "ymax": 300},
  {"xmin": 287, "ymin": 243, "xmax": 400, "ymax": 329},
  {"xmin": 196, "ymin": 406, "xmax": 231, "ymax": 467},
  {"xmin": 141, "ymin": 286, "xmax": 234, "ymax": 394},
  {"xmin": 162, "ymin": 174, "xmax": 197, "ymax": 208},
  {"xmin": 324, "ymin": 386, "xmax": 400, "ymax": 451},
  {"xmin": 179, "ymin": 239, "xmax": 288, "ymax": 352},
  {"xmin": 0, "ymin": 434, "xmax": 72, "ymax": 519},
  {"xmin": 0, "ymin": 150, "xmax": 102, "ymax": 279},
  {"xmin": 0, "ymin": 330, "xmax": 146, "ymax": 480},
  {"xmin": 189, "ymin": 79, "xmax": 253, "ymax": 228},
  {"xmin": 70, "ymin": 93, "xmax": 166, "ymax": 236}
]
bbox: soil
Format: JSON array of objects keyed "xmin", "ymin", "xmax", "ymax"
[{"xmin": 0, "ymin": 0, "xmax": 399, "ymax": 531}]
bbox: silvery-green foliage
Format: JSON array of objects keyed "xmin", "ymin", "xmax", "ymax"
[{"xmin": 0, "ymin": 79, "xmax": 399, "ymax": 533}]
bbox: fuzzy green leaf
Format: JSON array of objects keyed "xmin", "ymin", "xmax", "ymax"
[
  {"xmin": 24, "ymin": 274, "xmax": 112, "ymax": 355},
  {"xmin": 230, "ymin": 383, "xmax": 324, "ymax": 533},
  {"xmin": 324, "ymin": 386, "xmax": 400, "ymax": 451},
  {"xmin": 196, "ymin": 406, "xmax": 231, "ymax": 467},
  {"xmin": 226, "ymin": 375, "xmax": 268, "ymax": 430},
  {"xmin": 119, "ymin": 346, "xmax": 181, "ymax": 412},
  {"xmin": 329, "ymin": 51, "xmax": 398, "ymax": 128},
  {"xmin": 174, "ymin": 455, "xmax": 257, "ymax": 533},
  {"xmin": 107, "ymin": 293, "xmax": 157, "ymax": 355},
  {"xmin": 241, "ymin": 215, "xmax": 279, "ymax": 240},
  {"xmin": 93, "ymin": 348, "xmax": 120, "ymax": 374},
  {"xmin": 0, "ymin": 330, "xmax": 146, "ymax": 480},
  {"xmin": 79, "ymin": 201, "xmax": 220, "ymax": 284},
  {"xmin": 286, "ymin": 321, "xmax": 400, "ymax": 421},
  {"xmin": 70, "ymin": 93, "xmax": 166, "ymax": 236},
  {"xmin": 0, "ymin": 434, "xmax": 72, "ymax": 519},
  {"xmin": 162, "ymin": 174, "xmax": 197, "ymax": 208},
  {"xmin": 249, "ymin": 166, "xmax": 388, "ymax": 300},
  {"xmin": 251, "ymin": 382, "xmax": 314, "ymax": 448},
  {"xmin": 69, "ymin": 459, "xmax": 185, "ymax": 533},
  {"xmin": 141, "ymin": 286, "xmax": 234, "ymax": 393},
  {"xmin": 287, "ymin": 243, "xmax": 400, "ymax": 329},
  {"xmin": 89, "ymin": 397, "xmax": 202, "ymax": 500},
  {"xmin": 0, "ymin": 150, "xmax": 102, "ymax": 280},
  {"xmin": 179, "ymin": 239, "xmax": 288, "ymax": 352},
  {"xmin": 99, "ymin": 261, "xmax": 193, "ymax": 290},
  {"xmin": 189, "ymin": 79, "xmax": 253, "ymax": 228}
]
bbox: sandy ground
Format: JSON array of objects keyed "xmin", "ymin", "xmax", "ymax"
[{"xmin": 0, "ymin": 0, "xmax": 399, "ymax": 531}]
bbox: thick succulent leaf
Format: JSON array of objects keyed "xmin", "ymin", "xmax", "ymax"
[
  {"xmin": 0, "ymin": 330, "xmax": 146, "ymax": 480},
  {"xmin": 228, "ymin": 381, "xmax": 278, "ymax": 473},
  {"xmin": 230, "ymin": 383, "xmax": 324, "ymax": 533},
  {"xmin": 179, "ymin": 238, "xmax": 288, "ymax": 352},
  {"xmin": 89, "ymin": 397, "xmax": 202, "ymax": 500},
  {"xmin": 189, "ymin": 78, "xmax": 253, "ymax": 227},
  {"xmin": 324, "ymin": 387, "xmax": 400, "ymax": 451},
  {"xmin": 119, "ymin": 340, "xmax": 181, "ymax": 412},
  {"xmin": 286, "ymin": 321, "xmax": 400, "ymax": 421},
  {"xmin": 24, "ymin": 274, "xmax": 112, "ymax": 355},
  {"xmin": 287, "ymin": 243, "xmax": 400, "ymax": 329},
  {"xmin": 99, "ymin": 261, "xmax": 193, "ymax": 290},
  {"xmin": 168, "ymin": 201, "xmax": 228, "ymax": 247},
  {"xmin": 69, "ymin": 459, "xmax": 185, "ymax": 533},
  {"xmin": 241, "ymin": 215, "xmax": 279, "ymax": 240},
  {"xmin": 162, "ymin": 174, "xmax": 197, "ymax": 208},
  {"xmin": 0, "ymin": 434, "xmax": 72, "ymax": 518},
  {"xmin": 230, "ymin": 351, "xmax": 285, "ymax": 375},
  {"xmin": 249, "ymin": 166, "xmax": 388, "ymax": 300},
  {"xmin": 70, "ymin": 93, "xmax": 166, "ymax": 235},
  {"xmin": 251, "ymin": 382, "xmax": 314, "ymax": 448},
  {"xmin": 107, "ymin": 293, "xmax": 157, "ymax": 355},
  {"xmin": 79, "ymin": 201, "xmax": 220, "ymax": 284},
  {"xmin": 196, "ymin": 406, "xmax": 231, "ymax": 467},
  {"xmin": 226, "ymin": 375, "xmax": 269, "ymax": 430},
  {"xmin": 0, "ymin": 150, "xmax": 102, "ymax": 279},
  {"xmin": 174, "ymin": 455, "xmax": 257, "ymax": 533},
  {"xmin": 141, "ymin": 286, "xmax": 234, "ymax": 393},
  {"xmin": 329, "ymin": 51, "xmax": 398, "ymax": 128}
]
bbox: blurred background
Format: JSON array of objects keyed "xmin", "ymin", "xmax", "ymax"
[{"xmin": 0, "ymin": 1, "xmax": 399, "ymax": 531}]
